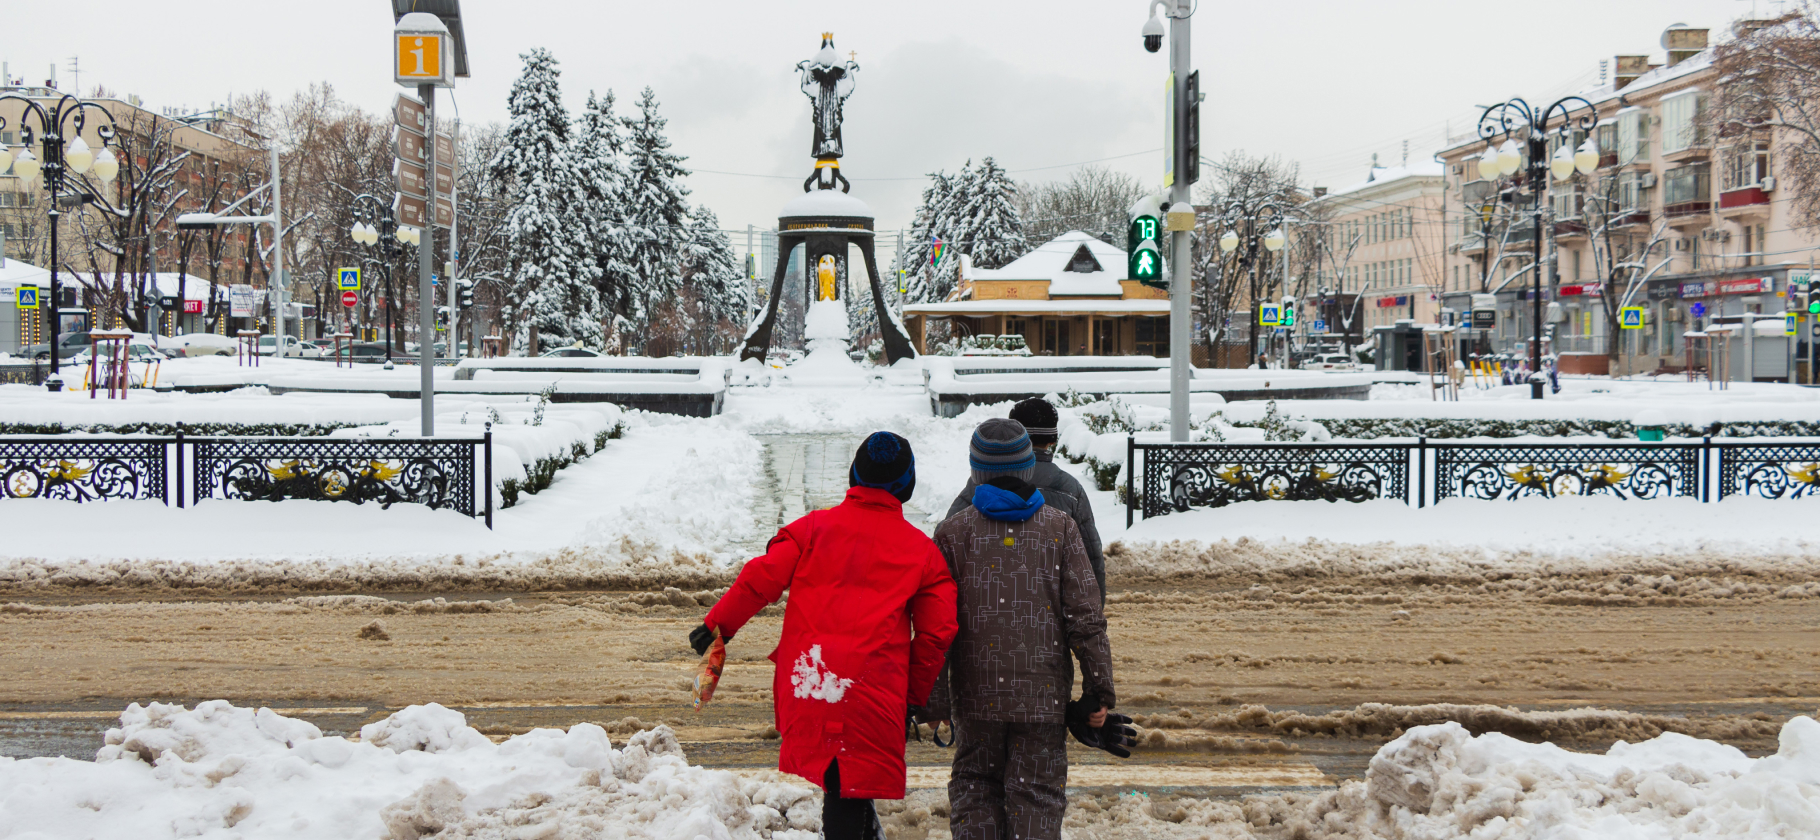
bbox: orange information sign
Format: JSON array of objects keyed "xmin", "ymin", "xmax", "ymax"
[{"xmin": 397, "ymin": 33, "xmax": 443, "ymax": 80}]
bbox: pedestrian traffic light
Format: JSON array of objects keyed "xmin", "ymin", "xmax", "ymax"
[
  {"xmin": 1128, "ymin": 215, "xmax": 1162, "ymax": 287},
  {"xmin": 457, "ymin": 279, "xmax": 475, "ymax": 309},
  {"xmin": 1281, "ymin": 296, "xmax": 1297, "ymax": 327}
]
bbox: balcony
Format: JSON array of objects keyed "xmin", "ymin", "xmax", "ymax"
[
  {"xmin": 1552, "ymin": 219, "xmax": 1588, "ymax": 240},
  {"xmin": 1662, "ymin": 164, "xmax": 1712, "ymax": 223},
  {"xmin": 1718, "ymin": 185, "xmax": 1772, "ymax": 218},
  {"xmin": 1611, "ymin": 209, "xmax": 1652, "ymax": 229}
]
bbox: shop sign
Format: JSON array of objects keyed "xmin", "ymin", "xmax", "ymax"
[
  {"xmin": 1646, "ymin": 280, "xmax": 1678, "ymax": 301},
  {"xmin": 1716, "ymin": 277, "xmax": 1771, "ymax": 296},
  {"xmin": 1375, "ymin": 295, "xmax": 1408, "ymax": 308},
  {"xmin": 1558, "ymin": 283, "xmax": 1603, "ymax": 297}
]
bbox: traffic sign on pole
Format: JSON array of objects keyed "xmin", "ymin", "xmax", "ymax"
[
  {"xmin": 337, "ymin": 267, "xmax": 361, "ymax": 291},
  {"xmin": 1788, "ymin": 312, "xmax": 1799, "ymax": 336},
  {"xmin": 1259, "ymin": 302, "xmax": 1281, "ymax": 326},
  {"xmin": 341, "ymin": 290, "xmax": 359, "ymax": 308},
  {"xmin": 15, "ymin": 286, "xmax": 38, "ymax": 309},
  {"xmin": 1620, "ymin": 306, "xmax": 1644, "ymax": 329}
]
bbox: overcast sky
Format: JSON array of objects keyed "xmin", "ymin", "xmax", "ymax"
[{"xmin": 5, "ymin": 0, "xmax": 1767, "ymax": 248}]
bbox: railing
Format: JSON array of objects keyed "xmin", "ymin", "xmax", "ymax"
[
  {"xmin": 0, "ymin": 428, "xmax": 494, "ymax": 527},
  {"xmin": 1128, "ymin": 436, "xmax": 1817, "ymax": 523}
]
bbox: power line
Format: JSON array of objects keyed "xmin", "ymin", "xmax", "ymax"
[{"xmin": 690, "ymin": 148, "xmax": 1164, "ymax": 183}]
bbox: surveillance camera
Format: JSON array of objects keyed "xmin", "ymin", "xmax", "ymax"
[{"xmin": 1142, "ymin": 12, "xmax": 1166, "ymax": 53}]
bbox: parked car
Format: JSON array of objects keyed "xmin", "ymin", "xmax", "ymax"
[
  {"xmin": 540, "ymin": 346, "xmax": 603, "ymax": 358},
  {"xmin": 69, "ymin": 341, "xmax": 167, "ymax": 367},
  {"xmin": 255, "ymin": 335, "xmax": 320, "ymax": 357},
  {"xmin": 1307, "ymin": 353, "xmax": 1360, "ymax": 372},
  {"xmin": 341, "ymin": 342, "xmax": 393, "ymax": 361},
  {"xmin": 23, "ymin": 331, "xmax": 94, "ymax": 362}
]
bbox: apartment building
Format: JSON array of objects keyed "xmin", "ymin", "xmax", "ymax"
[
  {"xmin": 1305, "ymin": 160, "xmax": 1449, "ymax": 352},
  {"xmin": 1436, "ymin": 19, "xmax": 1820, "ymax": 376}
]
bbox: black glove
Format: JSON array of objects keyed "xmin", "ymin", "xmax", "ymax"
[
  {"xmin": 689, "ymin": 623, "xmax": 730, "ymax": 656},
  {"xmin": 1066, "ymin": 699, "xmax": 1137, "ymax": 759},
  {"xmin": 906, "ymin": 705, "xmax": 928, "ymax": 741}
]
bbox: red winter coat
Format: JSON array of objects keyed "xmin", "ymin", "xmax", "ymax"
[{"xmin": 704, "ymin": 486, "xmax": 957, "ymax": 799}]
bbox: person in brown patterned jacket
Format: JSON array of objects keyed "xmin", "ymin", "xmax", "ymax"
[{"xmin": 927, "ymin": 418, "xmax": 1126, "ymax": 840}]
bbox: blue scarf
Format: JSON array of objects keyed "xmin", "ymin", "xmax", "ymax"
[{"xmin": 972, "ymin": 483, "xmax": 1045, "ymax": 522}]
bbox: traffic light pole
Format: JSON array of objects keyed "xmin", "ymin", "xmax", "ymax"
[{"xmin": 1167, "ymin": 1, "xmax": 1192, "ymax": 443}]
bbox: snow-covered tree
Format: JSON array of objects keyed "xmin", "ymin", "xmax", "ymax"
[
  {"xmin": 958, "ymin": 156, "xmax": 1026, "ymax": 269},
  {"xmin": 903, "ymin": 167, "xmax": 963, "ymax": 302},
  {"xmin": 622, "ymin": 87, "xmax": 692, "ymax": 347},
  {"xmin": 681, "ymin": 205, "xmax": 751, "ymax": 326},
  {"xmin": 491, "ymin": 48, "xmax": 602, "ymax": 350},
  {"xmin": 573, "ymin": 90, "xmax": 638, "ymax": 332}
]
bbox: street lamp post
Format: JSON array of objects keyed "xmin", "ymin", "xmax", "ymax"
[
  {"xmin": 0, "ymin": 94, "xmax": 121, "ymax": 391},
  {"xmin": 1218, "ymin": 200, "xmax": 1291, "ymax": 367},
  {"xmin": 348, "ymin": 195, "xmax": 418, "ymax": 360},
  {"xmin": 1476, "ymin": 97, "xmax": 1599, "ymax": 399}
]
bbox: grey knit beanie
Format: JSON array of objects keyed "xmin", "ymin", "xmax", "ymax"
[{"xmin": 969, "ymin": 418, "xmax": 1037, "ymax": 484}]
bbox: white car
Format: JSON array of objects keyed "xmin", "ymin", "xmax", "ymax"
[
  {"xmin": 1307, "ymin": 353, "xmax": 1359, "ymax": 371},
  {"xmin": 256, "ymin": 335, "xmax": 319, "ymax": 357}
]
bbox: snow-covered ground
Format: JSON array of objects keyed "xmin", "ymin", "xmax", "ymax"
[{"xmin": 2, "ymin": 699, "xmax": 1816, "ymax": 839}]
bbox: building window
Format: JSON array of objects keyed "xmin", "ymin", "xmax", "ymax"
[
  {"xmin": 1596, "ymin": 123, "xmax": 1618, "ymax": 164},
  {"xmin": 1617, "ymin": 108, "xmax": 1651, "ymax": 165},
  {"xmin": 1663, "ymin": 163, "xmax": 1712, "ymax": 210},
  {"xmin": 1721, "ymin": 141, "xmax": 1771, "ymax": 192},
  {"xmin": 1661, "ymin": 90, "xmax": 1709, "ymax": 153},
  {"xmin": 1617, "ymin": 171, "xmax": 1652, "ymax": 212}
]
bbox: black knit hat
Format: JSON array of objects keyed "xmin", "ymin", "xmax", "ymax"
[
  {"xmin": 1009, "ymin": 398, "xmax": 1060, "ymax": 445},
  {"xmin": 850, "ymin": 431, "xmax": 916, "ymax": 502}
]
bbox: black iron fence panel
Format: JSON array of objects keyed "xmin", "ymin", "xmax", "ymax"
[
  {"xmin": 0, "ymin": 437, "xmax": 167, "ymax": 502},
  {"xmin": 1135, "ymin": 442, "xmax": 1412, "ymax": 519},
  {"xmin": 190, "ymin": 436, "xmax": 478, "ymax": 516},
  {"xmin": 1716, "ymin": 442, "xmax": 1820, "ymax": 500},
  {"xmin": 1432, "ymin": 443, "xmax": 1701, "ymax": 502}
]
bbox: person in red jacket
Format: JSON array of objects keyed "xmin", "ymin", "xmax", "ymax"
[{"xmin": 693, "ymin": 431, "xmax": 958, "ymax": 840}]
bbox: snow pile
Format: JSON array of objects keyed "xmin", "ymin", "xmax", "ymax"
[
  {"xmin": 785, "ymin": 301, "xmax": 862, "ymax": 386},
  {"xmin": 790, "ymin": 645, "xmax": 854, "ymax": 703},
  {"xmin": 1342, "ymin": 716, "xmax": 1820, "ymax": 837},
  {"xmin": 0, "ymin": 700, "xmax": 822, "ymax": 840}
]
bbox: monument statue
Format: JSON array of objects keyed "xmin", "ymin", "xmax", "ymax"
[
  {"xmin": 799, "ymin": 33, "xmax": 856, "ymax": 192},
  {"xmin": 739, "ymin": 34, "xmax": 916, "ymax": 365}
]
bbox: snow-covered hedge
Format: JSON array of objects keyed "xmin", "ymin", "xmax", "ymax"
[
  {"xmin": 339, "ymin": 402, "xmax": 627, "ymax": 508},
  {"xmin": 1321, "ymin": 417, "xmax": 1820, "ymax": 439}
]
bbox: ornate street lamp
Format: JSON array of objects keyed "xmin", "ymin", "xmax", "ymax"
[
  {"xmin": 1219, "ymin": 199, "xmax": 1295, "ymax": 367},
  {"xmin": 1476, "ymin": 96, "xmax": 1598, "ymax": 399},
  {"xmin": 348, "ymin": 194, "xmax": 411, "ymax": 360},
  {"xmin": 0, "ymin": 94, "xmax": 120, "ymax": 390}
]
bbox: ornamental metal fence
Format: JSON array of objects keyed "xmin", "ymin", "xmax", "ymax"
[
  {"xmin": 1129, "ymin": 436, "xmax": 1820, "ymax": 524},
  {"xmin": 0, "ymin": 427, "xmax": 494, "ymax": 528}
]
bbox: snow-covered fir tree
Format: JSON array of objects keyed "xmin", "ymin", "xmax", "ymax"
[
  {"xmin": 958, "ymin": 157, "xmax": 1026, "ymax": 269},
  {"xmin": 903, "ymin": 167, "xmax": 963, "ymax": 302},
  {"xmin": 573, "ymin": 90, "xmax": 638, "ymax": 335},
  {"xmin": 680, "ymin": 205, "xmax": 752, "ymax": 328},
  {"xmin": 622, "ymin": 87, "xmax": 692, "ymax": 349},
  {"xmin": 491, "ymin": 48, "xmax": 602, "ymax": 350}
]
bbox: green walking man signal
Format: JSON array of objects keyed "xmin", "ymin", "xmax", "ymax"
[
  {"xmin": 1128, "ymin": 214, "xmax": 1164, "ymax": 288},
  {"xmin": 1280, "ymin": 297, "xmax": 1297, "ymax": 328}
]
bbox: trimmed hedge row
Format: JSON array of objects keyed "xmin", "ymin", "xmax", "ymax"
[
  {"xmin": 498, "ymin": 425, "xmax": 623, "ymax": 508},
  {"xmin": 1317, "ymin": 418, "xmax": 1820, "ymax": 440}
]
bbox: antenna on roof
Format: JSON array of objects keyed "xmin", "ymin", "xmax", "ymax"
[
  {"xmin": 1402, "ymin": 140, "xmax": 1408, "ymax": 166},
  {"xmin": 1599, "ymin": 58, "xmax": 1608, "ymax": 87}
]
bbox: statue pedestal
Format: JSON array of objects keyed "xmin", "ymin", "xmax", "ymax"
[{"xmin": 787, "ymin": 300, "xmax": 864, "ymax": 385}]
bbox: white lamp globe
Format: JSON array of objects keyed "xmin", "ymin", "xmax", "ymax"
[
  {"xmin": 1477, "ymin": 147, "xmax": 1500, "ymax": 180},
  {"xmin": 92, "ymin": 148, "xmax": 118, "ymax": 183},
  {"xmin": 1496, "ymin": 141, "xmax": 1521, "ymax": 176},
  {"xmin": 395, "ymin": 225, "xmax": 412, "ymax": 245},
  {"xmin": 64, "ymin": 137, "xmax": 93, "ymax": 175},
  {"xmin": 1550, "ymin": 146, "xmax": 1576, "ymax": 182},
  {"xmin": 0, "ymin": 147, "xmax": 13, "ymax": 176},
  {"xmin": 1263, "ymin": 228, "xmax": 1286, "ymax": 251},
  {"xmin": 11, "ymin": 148, "xmax": 40, "ymax": 181},
  {"xmin": 1574, "ymin": 140, "xmax": 1599, "ymax": 175},
  {"xmin": 1219, "ymin": 230, "xmax": 1239, "ymax": 252}
]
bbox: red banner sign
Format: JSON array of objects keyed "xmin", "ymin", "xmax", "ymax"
[{"xmin": 182, "ymin": 299, "xmax": 204, "ymax": 314}]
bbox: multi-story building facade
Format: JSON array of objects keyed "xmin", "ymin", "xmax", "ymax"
[
  {"xmin": 1305, "ymin": 160, "xmax": 1448, "ymax": 358},
  {"xmin": 1436, "ymin": 18, "xmax": 1820, "ymax": 376}
]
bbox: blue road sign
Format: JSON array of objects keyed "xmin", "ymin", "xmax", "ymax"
[
  {"xmin": 1690, "ymin": 302, "xmax": 1707, "ymax": 318},
  {"xmin": 1311, "ymin": 319, "xmax": 1327, "ymax": 332},
  {"xmin": 15, "ymin": 286, "xmax": 39, "ymax": 309},
  {"xmin": 337, "ymin": 267, "xmax": 361, "ymax": 291},
  {"xmin": 1620, "ymin": 307, "xmax": 1644, "ymax": 329},
  {"xmin": 1258, "ymin": 303, "xmax": 1281, "ymax": 326}
]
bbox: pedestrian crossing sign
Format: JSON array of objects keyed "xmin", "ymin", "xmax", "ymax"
[
  {"xmin": 1619, "ymin": 306, "xmax": 1644, "ymax": 329},
  {"xmin": 1259, "ymin": 302, "xmax": 1281, "ymax": 326},
  {"xmin": 337, "ymin": 267, "xmax": 361, "ymax": 291},
  {"xmin": 1789, "ymin": 312, "xmax": 1799, "ymax": 336},
  {"xmin": 14, "ymin": 286, "xmax": 38, "ymax": 309}
]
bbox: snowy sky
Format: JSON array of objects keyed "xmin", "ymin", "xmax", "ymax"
[{"xmin": 4, "ymin": 0, "xmax": 1764, "ymax": 251}]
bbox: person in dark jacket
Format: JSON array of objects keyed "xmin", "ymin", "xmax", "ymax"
[
  {"xmin": 946, "ymin": 398, "xmax": 1104, "ymax": 600},
  {"xmin": 693, "ymin": 432, "xmax": 958, "ymax": 840},
  {"xmin": 929, "ymin": 418, "xmax": 1121, "ymax": 840}
]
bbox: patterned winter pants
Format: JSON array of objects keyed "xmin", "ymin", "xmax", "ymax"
[{"xmin": 948, "ymin": 717, "xmax": 1069, "ymax": 840}]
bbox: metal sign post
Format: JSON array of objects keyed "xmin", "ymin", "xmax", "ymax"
[{"xmin": 395, "ymin": 11, "xmax": 457, "ymax": 435}]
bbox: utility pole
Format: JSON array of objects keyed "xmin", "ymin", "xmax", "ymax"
[{"xmin": 1144, "ymin": 0, "xmax": 1196, "ymax": 442}]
